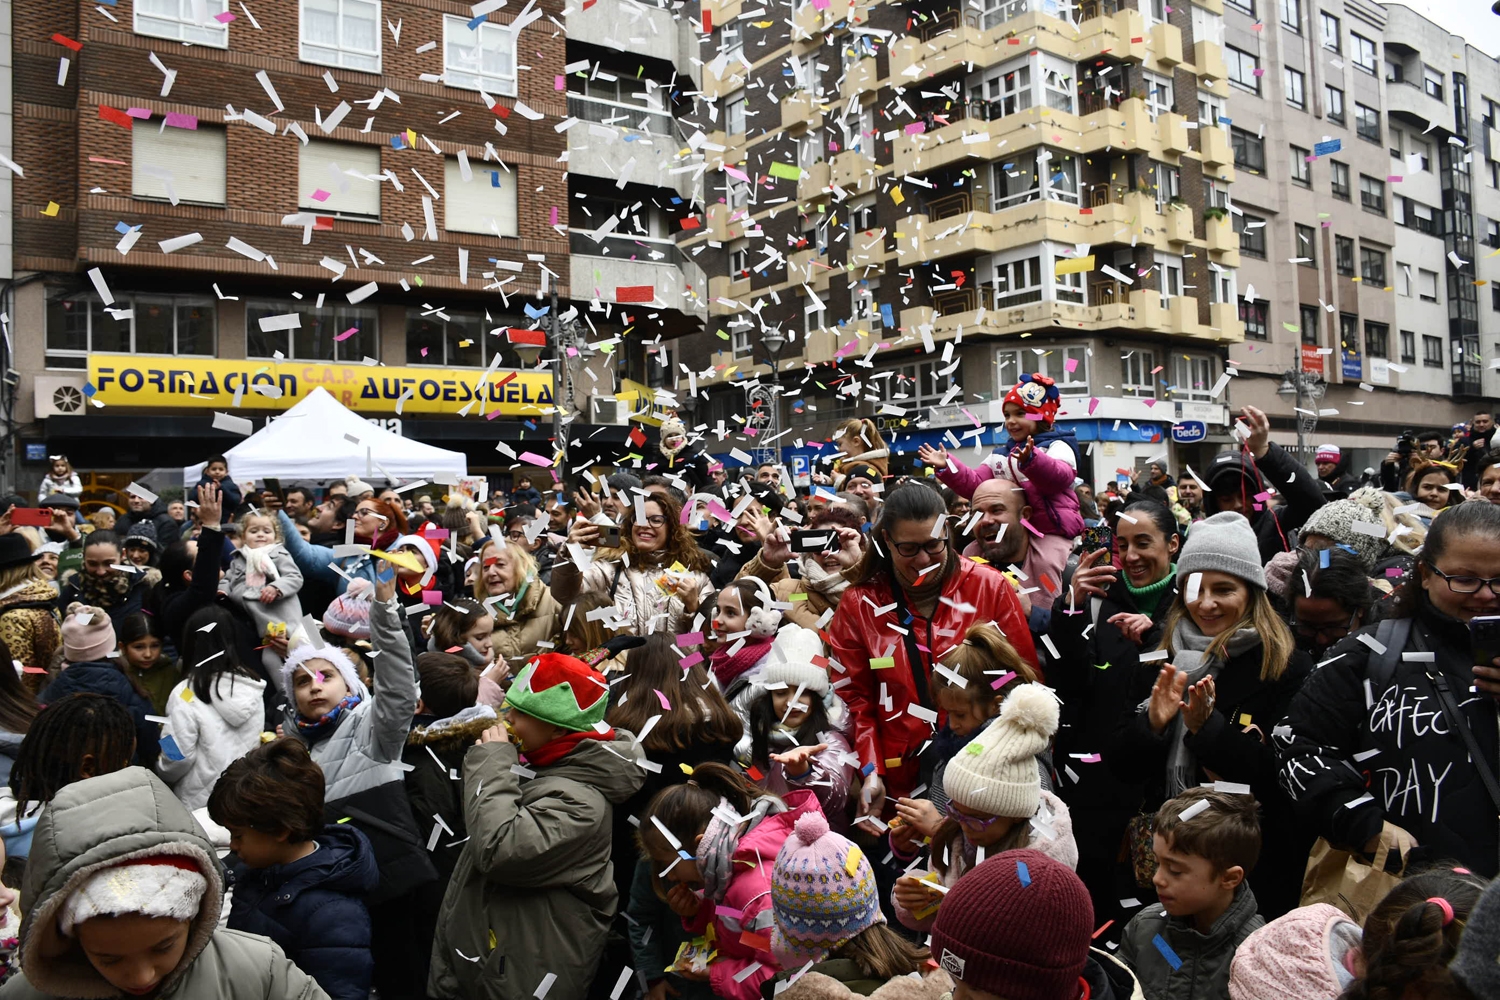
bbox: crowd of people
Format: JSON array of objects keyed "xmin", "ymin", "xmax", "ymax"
[{"xmin": 0, "ymin": 384, "xmax": 1494, "ymax": 1000}]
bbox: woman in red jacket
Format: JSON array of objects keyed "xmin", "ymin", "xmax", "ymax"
[{"xmin": 827, "ymin": 483, "xmax": 1038, "ymax": 829}]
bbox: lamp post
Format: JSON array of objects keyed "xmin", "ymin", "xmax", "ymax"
[
  {"xmin": 752, "ymin": 330, "xmax": 787, "ymax": 467},
  {"xmin": 1276, "ymin": 369, "xmax": 1326, "ymax": 468}
]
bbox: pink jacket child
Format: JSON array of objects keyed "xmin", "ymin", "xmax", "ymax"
[{"xmin": 928, "ymin": 373, "xmax": 1084, "ymax": 539}]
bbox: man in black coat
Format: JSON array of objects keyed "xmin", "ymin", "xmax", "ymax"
[
  {"xmin": 1200, "ymin": 405, "xmax": 1326, "ymax": 564},
  {"xmin": 1461, "ymin": 407, "xmax": 1497, "ymax": 489}
]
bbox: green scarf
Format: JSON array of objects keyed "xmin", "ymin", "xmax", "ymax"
[{"xmin": 1124, "ymin": 563, "xmax": 1176, "ymax": 618}]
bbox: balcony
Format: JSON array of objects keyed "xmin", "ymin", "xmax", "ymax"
[
  {"xmin": 1204, "ymin": 213, "xmax": 1238, "ymax": 258},
  {"xmin": 1074, "ymin": 6, "xmax": 1148, "ymax": 63},
  {"xmin": 1386, "ymin": 79, "xmax": 1452, "ymax": 131},
  {"xmin": 1201, "ymin": 125, "xmax": 1231, "ymax": 166},
  {"xmin": 895, "ymin": 192, "xmax": 1141, "ymax": 265},
  {"xmin": 1163, "ymin": 203, "xmax": 1195, "ymax": 243},
  {"xmin": 1159, "ymin": 111, "xmax": 1190, "ymax": 155},
  {"xmin": 701, "ymin": 0, "xmax": 744, "ymax": 29},
  {"xmin": 781, "ymin": 91, "xmax": 825, "ymax": 131},
  {"xmin": 890, "ymin": 15, "xmax": 986, "ymax": 81},
  {"xmin": 570, "ymin": 246, "xmax": 687, "ymax": 310},
  {"xmin": 840, "ymin": 57, "xmax": 879, "ymax": 100},
  {"xmin": 830, "ymin": 150, "xmax": 877, "ymax": 192},
  {"xmin": 792, "ymin": 0, "xmax": 822, "ymax": 42},
  {"xmin": 566, "ymin": 95, "xmax": 687, "ymax": 195},
  {"xmin": 570, "ymin": 230, "xmax": 681, "ymax": 268},
  {"xmin": 797, "ymin": 160, "xmax": 831, "ymax": 201},
  {"xmin": 566, "ymin": 0, "xmax": 677, "ymax": 64},
  {"xmin": 1194, "ymin": 40, "xmax": 1226, "ymax": 84},
  {"xmin": 788, "ymin": 247, "xmax": 817, "ymax": 283},
  {"xmin": 704, "ymin": 202, "xmax": 736, "ymax": 242},
  {"xmin": 1149, "ymin": 22, "xmax": 1183, "ymax": 67},
  {"xmin": 1209, "ymin": 300, "xmax": 1244, "ymax": 341}
]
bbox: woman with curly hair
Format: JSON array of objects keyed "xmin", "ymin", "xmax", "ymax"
[{"xmin": 551, "ymin": 490, "xmax": 712, "ymax": 635}]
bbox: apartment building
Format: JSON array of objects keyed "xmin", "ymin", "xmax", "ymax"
[
  {"xmin": 1220, "ymin": 0, "xmax": 1485, "ymax": 474},
  {"xmin": 7, "ymin": 0, "xmax": 703, "ymax": 487},
  {"xmin": 672, "ymin": 0, "xmax": 1244, "ymax": 483}
]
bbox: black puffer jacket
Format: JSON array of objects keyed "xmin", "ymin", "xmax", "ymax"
[
  {"xmin": 1203, "ymin": 443, "xmax": 1326, "ymax": 564},
  {"xmin": 1276, "ymin": 596, "xmax": 1500, "ymax": 877},
  {"xmin": 1114, "ymin": 635, "xmax": 1314, "ymax": 918}
]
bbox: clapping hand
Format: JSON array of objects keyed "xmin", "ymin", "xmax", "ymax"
[{"xmin": 1147, "ymin": 664, "xmax": 1190, "ymax": 734}]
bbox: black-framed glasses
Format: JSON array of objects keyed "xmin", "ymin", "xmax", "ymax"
[
  {"xmin": 638, "ymin": 514, "xmax": 667, "ymax": 527},
  {"xmin": 1292, "ymin": 610, "xmax": 1359, "ymax": 644},
  {"xmin": 889, "ymin": 536, "xmax": 949, "ymax": 558},
  {"xmin": 1428, "ymin": 567, "xmax": 1500, "ymax": 596}
]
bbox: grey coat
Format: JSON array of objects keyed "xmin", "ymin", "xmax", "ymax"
[
  {"xmin": 1, "ymin": 766, "xmax": 329, "ymax": 1000},
  {"xmin": 1118, "ymin": 883, "xmax": 1263, "ymax": 1000},
  {"xmin": 219, "ymin": 543, "xmax": 304, "ymax": 647}
]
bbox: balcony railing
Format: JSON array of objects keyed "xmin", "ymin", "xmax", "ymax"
[
  {"xmin": 913, "ymin": 6, "xmax": 980, "ymax": 40},
  {"xmin": 1078, "ymin": 89, "xmax": 1124, "ymax": 116},
  {"xmin": 927, "ymin": 191, "xmax": 973, "ymax": 221},
  {"xmin": 566, "ymin": 93, "xmax": 678, "ymax": 140},
  {"xmin": 1077, "ymin": 0, "xmax": 1122, "ymax": 17},
  {"xmin": 569, "ymin": 229, "xmax": 682, "ymax": 267},
  {"xmin": 932, "ymin": 279, "xmax": 1128, "ymax": 318}
]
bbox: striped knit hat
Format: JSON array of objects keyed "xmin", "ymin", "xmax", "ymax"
[{"xmin": 770, "ymin": 809, "xmax": 884, "ymax": 967}]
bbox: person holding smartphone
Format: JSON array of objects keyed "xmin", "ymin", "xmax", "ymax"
[{"xmin": 1278, "ymin": 501, "xmax": 1500, "ymax": 879}]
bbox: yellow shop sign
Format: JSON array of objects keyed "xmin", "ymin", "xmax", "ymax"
[{"xmin": 86, "ymin": 355, "xmax": 554, "ymax": 416}]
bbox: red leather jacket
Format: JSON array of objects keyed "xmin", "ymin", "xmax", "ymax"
[{"xmin": 826, "ymin": 558, "xmax": 1039, "ymax": 801}]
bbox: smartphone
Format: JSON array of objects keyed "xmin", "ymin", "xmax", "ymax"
[
  {"xmin": 1471, "ymin": 615, "xmax": 1500, "ymax": 669},
  {"xmin": 11, "ymin": 508, "xmax": 52, "ymax": 527},
  {"xmin": 789, "ymin": 529, "xmax": 835, "ymax": 553},
  {"xmin": 264, "ymin": 477, "xmax": 283, "ymax": 499},
  {"xmin": 598, "ymin": 525, "xmax": 622, "ymax": 548},
  {"xmin": 1081, "ymin": 522, "xmax": 1114, "ymax": 555}
]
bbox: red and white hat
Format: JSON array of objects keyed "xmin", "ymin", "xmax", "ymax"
[
  {"xmin": 59, "ymin": 856, "xmax": 208, "ymax": 937},
  {"xmin": 1315, "ymin": 443, "xmax": 1340, "ymax": 463}
]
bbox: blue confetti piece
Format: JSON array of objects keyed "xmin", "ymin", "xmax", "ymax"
[
  {"xmin": 82, "ymin": 382, "xmax": 96, "ymax": 397},
  {"xmin": 1152, "ymin": 934, "xmax": 1182, "ymax": 971},
  {"xmin": 523, "ymin": 302, "xmax": 549, "ymax": 319},
  {"xmin": 879, "ymin": 302, "xmax": 895, "ymax": 327},
  {"xmin": 678, "ymin": 849, "xmax": 693, "ymax": 861},
  {"xmin": 467, "ymin": 13, "xmax": 487, "ymax": 29},
  {"xmin": 490, "ymin": 171, "xmax": 501, "ymax": 188},
  {"xmin": 1319, "ymin": 548, "xmax": 1330, "ymax": 568},
  {"xmin": 1016, "ymin": 860, "xmax": 1031, "ymax": 887},
  {"xmin": 114, "ymin": 221, "xmax": 132, "ymax": 234},
  {"xmin": 159, "ymin": 735, "xmax": 184, "ymax": 762},
  {"xmin": 1217, "ymin": 115, "xmax": 1232, "ymax": 126},
  {"xmin": 860, "ymin": 762, "xmax": 875, "ymax": 776},
  {"xmin": 390, "ymin": 134, "xmax": 405, "ymax": 149}
]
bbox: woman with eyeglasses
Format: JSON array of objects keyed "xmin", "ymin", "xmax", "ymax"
[
  {"xmin": 826, "ymin": 484, "xmax": 1038, "ymax": 827},
  {"xmin": 1287, "ymin": 546, "xmax": 1374, "ymax": 662},
  {"xmin": 1279, "ymin": 501, "xmax": 1500, "ymax": 879},
  {"xmin": 551, "ymin": 491, "xmax": 713, "ymax": 636},
  {"xmin": 1114, "ymin": 511, "xmax": 1313, "ymax": 919},
  {"xmin": 277, "ymin": 496, "xmax": 407, "ymax": 603}
]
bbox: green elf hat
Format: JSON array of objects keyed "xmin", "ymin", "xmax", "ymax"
[{"xmin": 504, "ymin": 652, "xmax": 611, "ymax": 732}]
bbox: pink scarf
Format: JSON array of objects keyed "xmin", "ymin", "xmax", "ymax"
[{"xmin": 710, "ymin": 636, "xmax": 774, "ymax": 687}]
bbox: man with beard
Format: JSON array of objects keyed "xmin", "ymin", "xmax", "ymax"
[{"xmin": 966, "ymin": 478, "xmax": 1068, "ymax": 635}]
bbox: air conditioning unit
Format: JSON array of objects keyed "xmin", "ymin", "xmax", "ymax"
[
  {"xmin": 590, "ymin": 396, "xmax": 627, "ymax": 425},
  {"xmin": 33, "ymin": 375, "xmax": 88, "ymax": 418}
]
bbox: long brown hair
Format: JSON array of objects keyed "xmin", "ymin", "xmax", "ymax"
[
  {"xmin": 0, "ymin": 636, "xmax": 38, "ymax": 735},
  {"xmin": 1159, "ymin": 585, "xmax": 1295, "ymax": 682},
  {"xmin": 934, "ymin": 622, "xmax": 1035, "ymax": 710},
  {"xmin": 834, "ymin": 924, "xmax": 929, "ymax": 979},
  {"xmin": 637, "ymin": 761, "xmax": 776, "ymax": 859},
  {"xmin": 606, "ymin": 633, "xmax": 742, "ymax": 753},
  {"xmin": 620, "ymin": 492, "xmax": 711, "ymax": 572}
]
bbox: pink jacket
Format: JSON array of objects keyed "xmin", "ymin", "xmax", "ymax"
[
  {"xmin": 757, "ymin": 730, "xmax": 857, "ymax": 837},
  {"xmin": 892, "ymin": 790, "xmax": 1077, "ymax": 932},
  {"xmin": 937, "ymin": 446, "xmax": 1084, "ymax": 539},
  {"xmin": 683, "ymin": 789, "xmax": 821, "ymax": 1000}
]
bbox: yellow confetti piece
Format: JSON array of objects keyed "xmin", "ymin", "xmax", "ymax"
[
  {"xmin": 845, "ymin": 845, "xmax": 864, "ymax": 876},
  {"xmin": 790, "ymin": 592, "xmax": 808, "ymax": 601},
  {"xmin": 891, "ymin": 187, "xmax": 904, "ymax": 205},
  {"xmin": 41, "ymin": 202, "xmax": 59, "ymax": 217},
  {"xmin": 883, "ymin": 757, "xmax": 904, "ymax": 769},
  {"xmin": 1239, "ymin": 713, "xmax": 1253, "ymax": 726},
  {"xmin": 487, "ymin": 929, "xmax": 497, "ymax": 951},
  {"xmin": 869, "ymin": 657, "xmax": 895, "ymax": 669},
  {"xmin": 679, "ymin": 763, "xmax": 694, "ymax": 775},
  {"xmin": 180, "ymin": 688, "xmax": 195, "ymax": 702},
  {"xmin": 406, "ymin": 128, "xmax": 417, "ymax": 147}
]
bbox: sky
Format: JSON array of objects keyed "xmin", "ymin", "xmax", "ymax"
[{"xmin": 1397, "ymin": 0, "xmax": 1500, "ymax": 60}]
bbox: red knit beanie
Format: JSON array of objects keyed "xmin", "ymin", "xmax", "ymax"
[{"xmin": 929, "ymin": 850, "xmax": 1093, "ymax": 1000}]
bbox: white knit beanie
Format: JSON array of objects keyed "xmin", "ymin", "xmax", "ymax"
[
  {"xmin": 942, "ymin": 683, "xmax": 1059, "ymax": 818},
  {"xmin": 1176, "ymin": 511, "xmax": 1267, "ymax": 590},
  {"xmin": 761, "ymin": 624, "xmax": 829, "ymax": 694},
  {"xmin": 58, "ymin": 857, "xmax": 208, "ymax": 937},
  {"xmin": 279, "ymin": 640, "xmax": 363, "ymax": 699}
]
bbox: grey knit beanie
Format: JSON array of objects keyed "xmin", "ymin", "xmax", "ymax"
[
  {"xmin": 1298, "ymin": 488, "xmax": 1387, "ymax": 574},
  {"xmin": 1452, "ymin": 876, "xmax": 1500, "ymax": 995},
  {"xmin": 1177, "ymin": 512, "xmax": 1266, "ymax": 589}
]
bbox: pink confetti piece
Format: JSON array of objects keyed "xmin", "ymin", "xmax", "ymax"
[
  {"xmin": 1088, "ymin": 397, "xmax": 1100, "ymax": 415},
  {"xmin": 1020, "ymin": 518, "xmax": 1043, "ymax": 539},
  {"xmin": 163, "ymin": 112, "xmax": 198, "ymax": 129},
  {"xmin": 334, "ymin": 326, "xmax": 358, "ymax": 341},
  {"xmin": 715, "ymin": 905, "xmax": 742, "ymax": 918},
  {"xmin": 1064, "ymin": 357, "xmax": 1078, "ymax": 373},
  {"xmin": 678, "ymin": 632, "xmax": 704, "ymax": 645},
  {"xmin": 1254, "ymin": 491, "xmax": 1271, "ymax": 502},
  {"xmin": 555, "ymin": 75, "xmax": 565, "ymax": 91},
  {"xmin": 904, "ymin": 122, "xmax": 926, "ymax": 135},
  {"xmin": 310, "ymin": 189, "xmax": 332, "ymax": 202},
  {"xmin": 1387, "ymin": 174, "xmax": 1403, "ymax": 182},
  {"xmin": 549, "ymin": 206, "xmax": 558, "ymax": 226},
  {"xmin": 655, "ymin": 688, "xmax": 672, "ymax": 710},
  {"xmin": 990, "ymin": 670, "xmax": 1017, "ymax": 690},
  {"xmin": 518, "ymin": 451, "xmax": 553, "ymax": 466},
  {"xmin": 126, "ymin": 107, "xmax": 152, "ymax": 119},
  {"xmin": 421, "ymin": 590, "xmax": 444, "ymax": 605},
  {"xmin": 214, "ymin": 10, "xmax": 237, "ymax": 22},
  {"xmin": 680, "ymin": 651, "xmax": 703, "ymax": 668},
  {"xmin": 1078, "ymin": 753, "xmax": 1102, "ymax": 763},
  {"xmin": 420, "ymin": 347, "xmax": 429, "ymax": 356}
]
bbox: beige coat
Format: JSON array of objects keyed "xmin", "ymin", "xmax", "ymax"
[
  {"xmin": 490, "ymin": 577, "xmax": 563, "ymax": 669},
  {"xmin": 735, "ymin": 551, "xmax": 841, "ymax": 630}
]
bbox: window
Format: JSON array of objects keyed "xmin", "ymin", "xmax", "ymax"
[
  {"xmin": 972, "ymin": 53, "xmax": 1076, "ymax": 118},
  {"xmin": 1397, "ymin": 198, "xmax": 1438, "ymax": 235},
  {"xmin": 1152, "ymin": 161, "xmax": 1180, "ymax": 212},
  {"xmin": 725, "ymin": 90, "xmax": 747, "ymax": 135},
  {"xmin": 248, "ymin": 300, "xmax": 376, "ymax": 361},
  {"xmin": 132, "ymin": 125, "xmax": 226, "ymax": 206},
  {"xmin": 298, "ymin": 140, "xmax": 381, "ymax": 218},
  {"xmin": 301, "ymin": 0, "xmax": 380, "ymax": 72},
  {"xmin": 1401, "ymin": 330, "xmax": 1416, "ymax": 362},
  {"xmin": 1390, "ymin": 126, "xmax": 1403, "ymax": 160},
  {"xmin": 719, "ymin": 23, "xmax": 743, "ymax": 63},
  {"xmin": 1172, "ymin": 354, "xmax": 1216, "ymax": 401},
  {"xmin": 1239, "ymin": 298, "xmax": 1269, "ymax": 339},
  {"xmin": 444, "ymin": 158, "xmax": 518, "ymax": 237},
  {"xmin": 1325, "ymin": 85, "xmax": 1345, "ymax": 124},
  {"xmin": 1366, "ymin": 321, "xmax": 1389, "ymax": 358},
  {"xmin": 406, "ymin": 309, "xmax": 521, "ymax": 368},
  {"xmin": 135, "ymin": 0, "xmax": 229, "ymax": 46},
  {"xmin": 1398, "ymin": 263, "xmax": 1413, "ymax": 297},
  {"xmin": 443, "ymin": 15, "xmax": 516, "ymax": 96},
  {"xmin": 1419, "ymin": 268, "xmax": 1439, "ymax": 302},
  {"xmin": 992, "ymin": 346, "xmax": 1089, "ymax": 395},
  {"xmin": 1226, "ymin": 46, "xmax": 1261, "ymax": 94},
  {"xmin": 1387, "ymin": 60, "xmax": 1405, "ymax": 84},
  {"xmin": 1199, "ymin": 90, "xmax": 1226, "ymax": 128},
  {"xmin": 1155, "ymin": 252, "xmax": 1183, "ymax": 308},
  {"xmin": 1360, "ymin": 245, "xmax": 1386, "ymax": 285},
  {"xmin": 1231, "ymin": 127, "xmax": 1265, "ymax": 171},
  {"xmin": 803, "ymin": 294, "xmax": 827, "ymax": 339},
  {"xmin": 990, "ymin": 244, "xmax": 1084, "ymax": 308},
  {"xmin": 1225, "ymin": 0, "xmax": 1253, "ymax": 14},
  {"xmin": 1120, "ymin": 349, "xmax": 1157, "ymax": 396},
  {"xmin": 1355, "ymin": 103, "xmax": 1380, "ymax": 143},
  {"xmin": 1335, "ymin": 235, "xmax": 1355, "ymax": 275},
  {"xmin": 993, "ymin": 255, "xmax": 1043, "ymax": 307},
  {"xmin": 1236, "ymin": 213, "xmax": 1267, "ymax": 257},
  {"xmin": 1340, "ymin": 313, "xmax": 1359, "ymax": 357},
  {"xmin": 1486, "ymin": 96, "xmax": 1500, "ymax": 127},
  {"xmin": 1204, "ymin": 178, "xmax": 1230, "ymax": 210},
  {"xmin": 1295, "ymin": 223, "xmax": 1317, "ymax": 266},
  {"xmin": 1320, "ymin": 11, "xmax": 1340, "ymax": 51},
  {"xmin": 1360, "ymin": 174, "xmax": 1385, "ymax": 214},
  {"xmin": 1301, "ymin": 304, "xmax": 1321, "ymax": 345},
  {"xmin": 1330, "ymin": 160, "xmax": 1350, "ymax": 199},
  {"xmin": 1424, "ymin": 66, "xmax": 1444, "ymax": 100},
  {"xmin": 1144, "ymin": 72, "xmax": 1174, "ymax": 121},
  {"xmin": 1423, "ymin": 334, "xmax": 1443, "ymax": 368},
  {"xmin": 851, "ymin": 280, "xmax": 876, "ymax": 323},
  {"xmin": 850, "ymin": 195, "xmax": 876, "ymax": 233},
  {"xmin": 1494, "ymin": 286, "xmax": 1500, "ymax": 311},
  {"xmin": 1351, "ymin": 33, "xmax": 1377, "ymax": 74},
  {"xmin": 1285, "ymin": 67, "xmax": 1306, "ymax": 109},
  {"xmin": 730, "ymin": 324, "xmax": 752, "ymax": 357},
  {"xmin": 46, "ymin": 291, "xmax": 216, "ymax": 367},
  {"xmin": 1280, "ymin": 0, "xmax": 1300, "ymax": 30},
  {"xmin": 728, "ymin": 238, "xmax": 749, "ymax": 278},
  {"xmin": 1410, "ymin": 139, "xmax": 1431, "ymax": 172},
  {"xmin": 990, "ymin": 149, "xmax": 1079, "ymax": 210},
  {"xmin": 1291, "ymin": 145, "xmax": 1311, "ymax": 185},
  {"xmin": 1488, "ymin": 218, "xmax": 1500, "ymax": 248},
  {"xmin": 861, "ymin": 360, "xmax": 954, "ymax": 411}
]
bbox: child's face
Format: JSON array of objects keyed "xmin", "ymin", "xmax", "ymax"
[
  {"xmin": 937, "ymin": 686, "xmax": 997, "ymax": 739},
  {"xmin": 772, "ymin": 687, "xmax": 813, "ymax": 727},
  {"xmin": 504, "ymin": 707, "xmax": 564, "ymax": 752},
  {"xmin": 51, "ymin": 460, "xmax": 68, "ymax": 478},
  {"xmin": 1002, "ymin": 402, "xmax": 1040, "ymax": 441},
  {"xmin": 1415, "ymin": 472, "xmax": 1452, "ymax": 511},
  {"xmin": 123, "ymin": 636, "xmax": 162, "ymax": 671},
  {"xmin": 648, "ymin": 839, "xmax": 703, "ymax": 885},
  {"xmin": 124, "ymin": 544, "xmax": 152, "ymax": 567},
  {"xmin": 1151, "ymin": 832, "xmax": 1237, "ymax": 919},
  {"xmin": 224, "ymin": 825, "xmax": 296, "ymax": 869},
  {"xmin": 204, "ymin": 462, "xmax": 227, "ymax": 481},
  {"xmin": 93, "ymin": 510, "xmax": 116, "ymax": 530},
  {"xmin": 243, "ymin": 518, "xmax": 276, "ymax": 549},
  {"xmin": 948, "ymin": 801, "xmax": 1016, "ymax": 848},
  {"xmin": 292, "ymin": 658, "xmax": 351, "ymax": 718},
  {"xmin": 463, "ymin": 615, "xmax": 496, "ymax": 659},
  {"xmin": 714, "ymin": 590, "xmax": 747, "ymax": 636},
  {"xmin": 75, "ymin": 913, "xmax": 191, "ymax": 996}
]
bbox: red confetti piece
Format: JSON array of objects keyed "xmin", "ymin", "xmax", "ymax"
[
  {"xmin": 51, "ymin": 33, "xmax": 82, "ymax": 52},
  {"xmin": 99, "ymin": 105, "xmax": 133, "ymax": 129}
]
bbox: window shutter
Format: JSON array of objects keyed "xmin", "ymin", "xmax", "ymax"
[
  {"xmin": 299, "ymin": 140, "xmax": 382, "ymax": 217},
  {"xmin": 132, "ymin": 126, "xmax": 227, "ymax": 205},
  {"xmin": 445, "ymin": 158, "xmax": 517, "ymax": 237}
]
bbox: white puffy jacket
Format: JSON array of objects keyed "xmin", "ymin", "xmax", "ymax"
[{"xmin": 158, "ymin": 673, "xmax": 269, "ymax": 810}]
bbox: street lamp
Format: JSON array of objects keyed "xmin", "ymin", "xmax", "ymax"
[
  {"xmin": 1276, "ymin": 369, "xmax": 1326, "ymax": 467},
  {"xmin": 753, "ymin": 330, "xmax": 787, "ymax": 467}
]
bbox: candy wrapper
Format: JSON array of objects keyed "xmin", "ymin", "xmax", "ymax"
[
  {"xmin": 665, "ymin": 936, "xmax": 716, "ymax": 976},
  {"xmin": 912, "ymin": 871, "xmax": 944, "ymax": 922},
  {"xmin": 264, "ymin": 621, "xmax": 286, "ymax": 640}
]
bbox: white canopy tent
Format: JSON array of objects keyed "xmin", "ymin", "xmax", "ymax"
[{"xmin": 182, "ymin": 387, "xmax": 469, "ymax": 486}]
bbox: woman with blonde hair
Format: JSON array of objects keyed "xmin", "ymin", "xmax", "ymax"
[
  {"xmin": 470, "ymin": 537, "xmax": 561, "ymax": 668},
  {"xmin": 0, "ymin": 534, "xmax": 61, "ymax": 689},
  {"xmin": 1114, "ymin": 511, "xmax": 1312, "ymax": 919}
]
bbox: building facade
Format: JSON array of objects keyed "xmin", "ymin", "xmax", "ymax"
[{"xmin": 7, "ymin": 0, "xmax": 703, "ymax": 495}]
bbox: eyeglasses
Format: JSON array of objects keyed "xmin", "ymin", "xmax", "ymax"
[
  {"xmin": 353, "ymin": 508, "xmax": 384, "ymax": 521},
  {"xmin": 1428, "ymin": 566, "xmax": 1500, "ymax": 596},
  {"xmin": 1292, "ymin": 610, "xmax": 1359, "ymax": 644},
  {"xmin": 888, "ymin": 536, "xmax": 949, "ymax": 558},
  {"xmin": 944, "ymin": 801, "xmax": 1003, "ymax": 831},
  {"xmin": 506, "ymin": 530, "xmax": 528, "ymax": 541},
  {"xmin": 637, "ymin": 514, "xmax": 667, "ymax": 527}
]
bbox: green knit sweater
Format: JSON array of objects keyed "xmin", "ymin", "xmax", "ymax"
[{"xmin": 1124, "ymin": 563, "xmax": 1176, "ymax": 618}]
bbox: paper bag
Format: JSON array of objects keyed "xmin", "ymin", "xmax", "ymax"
[{"xmin": 1300, "ymin": 826, "xmax": 1406, "ymax": 922}]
